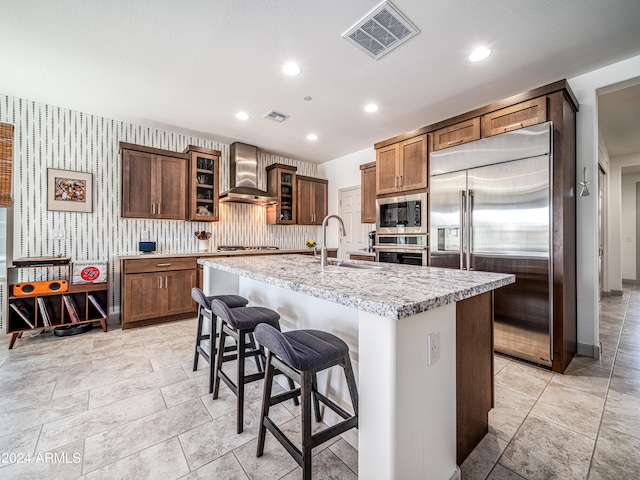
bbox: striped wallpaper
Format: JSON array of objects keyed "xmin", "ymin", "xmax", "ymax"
[{"xmin": 0, "ymin": 94, "xmax": 322, "ymax": 320}]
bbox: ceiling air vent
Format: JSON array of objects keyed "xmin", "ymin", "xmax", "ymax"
[
  {"xmin": 264, "ymin": 110, "xmax": 290, "ymax": 122},
  {"xmin": 342, "ymin": 1, "xmax": 419, "ymax": 60}
]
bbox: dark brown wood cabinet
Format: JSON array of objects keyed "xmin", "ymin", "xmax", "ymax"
[
  {"xmin": 456, "ymin": 291, "xmax": 493, "ymax": 464},
  {"xmin": 266, "ymin": 164, "xmax": 297, "ymax": 224},
  {"xmin": 121, "ymin": 143, "xmax": 188, "ymax": 220},
  {"xmin": 432, "ymin": 118, "xmax": 480, "ymax": 151},
  {"xmin": 481, "ymin": 97, "xmax": 547, "ymax": 137},
  {"xmin": 186, "ymin": 145, "xmax": 220, "ymax": 221},
  {"xmin": 297, "ymin": 175, "xmax": 328, "ymax": 225},
  {"xmin": 360, "ymin": 161, "xmax": 376, "ymax": 223},
  {"xmin": 376, "ymin": 134, "xmax": 427, "ymax": 195},
  {"xmin": 121, "ymin": 256, "xmax": 197, "ymax": 329}
]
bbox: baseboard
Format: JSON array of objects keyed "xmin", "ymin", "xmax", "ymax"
[
  {"xmin": 621, "ymin": 279, "xmax": 636, "ymax": 285},
  {"xmin": 450, "ymin": 466, "xmax": 462, "ymax": 480},
  {"xmin": 611, "ymin": 289, "xmax": 623, "ymax": 296},
  {"xmin": 577, "ymin": 342, "xmax": 600, "ymax": 359}
]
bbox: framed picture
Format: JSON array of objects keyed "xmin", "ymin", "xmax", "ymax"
[{"xmin": 47, "ymin": 168, "xmax": 93, "ymax": 213}]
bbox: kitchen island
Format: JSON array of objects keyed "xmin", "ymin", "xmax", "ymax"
[{"xmin": 199, "ymin": 255, "xmax": 514, "ymax": 480}]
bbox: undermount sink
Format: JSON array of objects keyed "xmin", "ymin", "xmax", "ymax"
[{"xmin": 331, "ymin": 261, "xmax": 389, "ymax": 270}]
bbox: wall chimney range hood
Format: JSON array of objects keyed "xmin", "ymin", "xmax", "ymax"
[{"xmin": 219, "ymin": 142, "xmax": 279, "ymax": 206}]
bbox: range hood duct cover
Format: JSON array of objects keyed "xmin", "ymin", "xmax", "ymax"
[{"xmin": 219, "ymin": 142, "xmax": 279, "ymax": 205}]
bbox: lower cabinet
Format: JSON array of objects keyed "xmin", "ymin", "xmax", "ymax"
[{"xmin": 121, "ymin": 257, "xmax": 197, "ymax": 328}]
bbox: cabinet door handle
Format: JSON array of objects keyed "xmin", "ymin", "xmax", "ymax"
[
  {"xmin": 164, "ymin": 276, "xmax": 168, "ymax": 288},
  {"xmin": 157, "ymin": 203, "xmax": 162, "ymax": 215},
  {"xmin": 151, "ymin": 203, "xmax": 156, "ymax": 214},
  {"xmin": 398, "ymin": 175, "xmax": 403, "ymax": 187},
  {"xmin": 503, "ymin": 122, "xmax": 523, "ymax": 132},
  {"xmin": 447, "ymin": 139, "xmax": 463, "ymax": 146},
  {"xmin": 156, "ymin": 263, "xmax": 171, "ymax": 267},
  {"xmin": 158, "ymin": 276, "xmax": 163, "ymax": 289},
  {"xmin": 214, "ymin": 206, "xmax": 218, "ymax": 217}
]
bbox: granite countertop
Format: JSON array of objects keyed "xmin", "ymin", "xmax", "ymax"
[
  {"xmin": 199, "ymin": 255, "xmax": 514, "ymax": 320},
  {"xmin": 118, "ymin": 248, "xmax": 336, "ymax": 260}
]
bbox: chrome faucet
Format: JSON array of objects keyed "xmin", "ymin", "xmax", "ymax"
[{"xmin": 320, "ymin": 215, "xmax": 347, "ymax": 266}]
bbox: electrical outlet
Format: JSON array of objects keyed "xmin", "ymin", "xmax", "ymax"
[
  {"xmin": 52, "ymin": 229, "xmax": 65, "ymax": 240},
  {"xmin": 427, "ymin": 331, "xmax": 440, "ymax": 366}
]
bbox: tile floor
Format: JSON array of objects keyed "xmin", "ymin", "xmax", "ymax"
[{"xmin": 0, "ymin": 286, "xmax": 638, "ymax": 479}]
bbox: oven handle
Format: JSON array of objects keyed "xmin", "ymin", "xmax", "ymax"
[{"xmin": 374, "ymin": 246, "xmax": 428, "ymax": 251}]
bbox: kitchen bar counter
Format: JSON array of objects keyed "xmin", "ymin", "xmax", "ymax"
[
  {"xmin": 200, "ymin": 255, "xmax": 514, "ymax": 479},
  {"xmin": 199, "ymin": 255, "xmax": 513, "ymax": 319}
]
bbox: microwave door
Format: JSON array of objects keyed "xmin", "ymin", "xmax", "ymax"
[{"xmin": 429, "ymin": 170, "xmax": 467, "ymax": 269}]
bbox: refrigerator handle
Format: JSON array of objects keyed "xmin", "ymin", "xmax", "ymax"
[
  {"xmin": 467, "ymin": 190, "xmax": 474, "ymax": 271},
  {"xmin": 460, "ymin": 190, "xmax": 465, "ymax": 270}
]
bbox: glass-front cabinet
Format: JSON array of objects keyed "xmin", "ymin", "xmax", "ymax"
[
  {"xmin": 266, "ymin": 163, "xmax": 297, "ymax": 225},
  {"xmin": 186, "ymin": 146, "xmax": 220, "ymax": 222}
]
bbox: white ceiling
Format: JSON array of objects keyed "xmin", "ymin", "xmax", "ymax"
[{"xmin": 2, "ymin": 0, "xmax": 640, "ymax": 164}]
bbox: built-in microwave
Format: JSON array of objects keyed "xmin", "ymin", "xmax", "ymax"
[{"xmin": 376, "ymin": 192, "xmax": 427, "ymax": 235}]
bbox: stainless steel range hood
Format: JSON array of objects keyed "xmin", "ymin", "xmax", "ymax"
[{"xmin": 219, "ymin": 142, "xmax": 279, "ymax": 205}]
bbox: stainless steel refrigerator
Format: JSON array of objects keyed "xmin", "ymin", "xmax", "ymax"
[{"xmin": 430, "ymin": 122, "xmax": 553, "ymax": 367}]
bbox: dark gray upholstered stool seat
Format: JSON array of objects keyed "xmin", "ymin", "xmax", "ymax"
[
  {"xmin": 191, "ymin": 288, "xmax": 249, "ymax": 394},
  {"xmin": 210, "ymin": 299, "xmax": 298, "ymax": 434},
  {"xmin": 254, "ymin": 324, "xmax": 358, "ymax": 480}
]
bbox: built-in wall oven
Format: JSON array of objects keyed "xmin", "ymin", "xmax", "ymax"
[
  {"xmin": 376, "ymin": 234, "xmax": 428, "ymax": 266},
  {"xmin": 375, "ymin": 193, "xmax": 428, "ymax": 266}
]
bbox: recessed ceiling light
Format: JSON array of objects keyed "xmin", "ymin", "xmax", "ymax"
[
  {"xmin": 469, "ymin": 47, "xmax": 492, "ymax": 63},
  {"xmin": 307, "ymin": 134, "xmax": 318, "ymax": 141},
  {"xmin": 235, "ymin": 112, "xmax": 250, "ymax": 120},
  {"xmin": 283, "ymin": 62, "xmax": 302, "ymax": 76},
  {"xmin": 364, "ymin": 103, "xmax": 379, "ymax": 113}
]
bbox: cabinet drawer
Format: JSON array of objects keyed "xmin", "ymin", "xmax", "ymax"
[
  {"xmin": 432, "ymin": 118, "xmax": 480, "ymax": 151},
  {"xmin": 123, "ymin": 257, "xmax": 196, "ymax": 274},
  {"xmin": 482, "ymin": 97, "xmax": 547, "ymax": 137}
]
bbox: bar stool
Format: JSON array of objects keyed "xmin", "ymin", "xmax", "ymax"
[
  {"xmin": 253, "ymin": 324, "xmax": 359, "ymax": 480},
  {"xmin": 209, "ymin": 299, "xmax": 298, "ymax": 434},
  {"xmin": 191, "ymin": 288, "xmax": 249, "ymax": 393}
]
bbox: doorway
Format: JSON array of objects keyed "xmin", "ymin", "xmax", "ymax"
[
  {"xmin": 598, "ymin": 166, "xmax": 606, "ymax": 299},
  {"xmin": 338, "ymin": 186, "xmax": 369, "ymax": 259}
]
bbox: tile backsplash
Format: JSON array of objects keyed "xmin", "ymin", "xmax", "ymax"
[{"xmin": 0, "ymin": 94, "xmax": 322, "ymax": 317}]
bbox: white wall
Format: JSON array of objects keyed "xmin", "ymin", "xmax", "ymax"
[
  {"xmin": 621, "ymin": 172, "xmax": 640, "ymax": 281},
  {"xmin": 568, "ymin": 53, "xmax": 640, "ymax": 355},
  {"xmin": 611, "ymin": 153, "xmax": 640, "ymax": 285},
  {"xmin": 318, "ymin": 147, "xmax": 376, "ymax": 256}
]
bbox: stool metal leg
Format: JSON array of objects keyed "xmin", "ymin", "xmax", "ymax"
[
  {"xmin": 193, "ymin": 305, "xmax": 205, "ymax": 371},
  {"xmin": 236, "ymin": 327, "xmax": 246, "ymax": 433},
  {"xmin": 212, "ymin": 325, "xmax": 227, "ymax": 400},
  {"xmin": 257, "ymin": 351, "xmax": 275, "ymax": 457},
  {"xmin": 301, "ymin": 371, "xmax": 313, "ymax": 480}
]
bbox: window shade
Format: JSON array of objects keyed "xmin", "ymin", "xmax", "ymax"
[{"xmin": 0, "ymin": 123, "xmax": 13, "ymax": 207}]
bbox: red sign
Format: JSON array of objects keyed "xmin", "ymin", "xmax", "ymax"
[{"xmin": 81, "ymin": 266, "xmax": 100, "ymax": 281}]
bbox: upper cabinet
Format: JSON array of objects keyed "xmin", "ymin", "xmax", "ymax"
[
  {"xmin": 297, "ymin": 175, "xmax": 328, "ymax": 225},
  {"xmin": 266, "ymin": 164, "xmax": 297, "ymax": 225},
  {"xmin": 121, "ymin": 143, "xmax": 188, "ymax": 220},
  {"xmin": 185, "ymin": 145, "xmax": 220, "ymax": 222},
  {"xmin": 376, "ymin": 134, "xmax": 427, "ymax": 196},
  {"xmin": 481, "ymin": 97, "xmax": 547, "ymax": 137},
  {"xmin": 360, "ymin": 161, "xmax": 376, "ymax": 223},
  {"xmin": 432, "ymin": 118, "xmax": 480, "ymax": 151}
]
